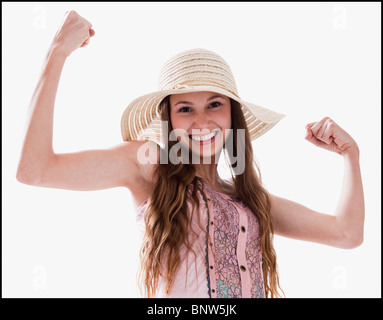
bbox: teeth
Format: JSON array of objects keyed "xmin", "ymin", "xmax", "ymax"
[{"xmin": 191, "ymin": 131, "xmax": 217, "ymax": 141}]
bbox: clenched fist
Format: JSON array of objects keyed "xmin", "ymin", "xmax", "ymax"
[
  {"xmin": 50, "ymin": 10, "xmax": 95, "ymax": 58},
  {"xmin": 305, "ymin": 117, "xmax": 359, "ymax": 157}
]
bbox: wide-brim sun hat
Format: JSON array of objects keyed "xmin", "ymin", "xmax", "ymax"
[{"xmin": 120, "ymin": 48, "xmax": 285, "ymax": 147}]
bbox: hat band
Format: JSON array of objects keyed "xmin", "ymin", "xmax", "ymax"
[{"xmin": 166, "ymin": 82, "xmax": 240, "ymax": 99}]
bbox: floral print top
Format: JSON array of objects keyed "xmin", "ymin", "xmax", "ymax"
[{"xmin": 136, "ymin": 179, "xmax": 265, "ymax": 298}]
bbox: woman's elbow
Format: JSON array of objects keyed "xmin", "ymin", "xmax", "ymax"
[
  {"xmin": 342, "ymin": 232, "xmax": 364, "ymax": 249},
  {"xmin": 16, "ymin": 167, "xmax": 42, "ymax": 186},
  {"xmin": 349, "ymin": 234, "xmax": 364, "ymax": 249},
  {"xmin": 337, "ymin": 216, "xmax": 364, "ymax": 249}
]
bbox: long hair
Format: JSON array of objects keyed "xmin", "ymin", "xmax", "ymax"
[{"xmin": 138, "ymin": 95, "xmax": 283, "ymax": 298}]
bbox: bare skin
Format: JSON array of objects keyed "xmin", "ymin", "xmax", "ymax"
[
  {"xmin": 16, "ymin": 10, "xmax": 158, "ymax": 208},
  {"xmin": 17, "ymin": 11, "xmax": 364, "ymax": 250}
]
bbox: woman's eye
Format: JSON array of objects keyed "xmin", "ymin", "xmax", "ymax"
[
  {"xmin": 178, "ymin": 102, "xmax": 221, "ymax": 113},
  {"xmin": 210, "ymin": 101, "xmax": 221, "ymax": 108},
  {"xmin": 178, "ymin": 107, "xmax": 191, "ymax": 113}
]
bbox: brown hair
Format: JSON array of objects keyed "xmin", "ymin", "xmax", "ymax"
[{"xmin": 138, "ymin": 96, "xmax": 283, "ymax": 297}]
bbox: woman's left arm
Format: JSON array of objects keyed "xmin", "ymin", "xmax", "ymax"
[{"xmin": 270, "ymin": 117, "xmax": 365, "ymax": 249}]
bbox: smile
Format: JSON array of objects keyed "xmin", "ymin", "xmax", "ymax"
[{"xmin": 189, "ymin": 130, "xmax": 219, "ymax": 145}]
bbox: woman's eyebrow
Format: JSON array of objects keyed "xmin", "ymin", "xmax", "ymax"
[
  {"xmin": 174, "ymin": 100, "xmax": 193, "ymax": 106},
  {"xmin": 207, "ymin": 95, "xmax": 225, "ymax": 101},
  {"xmin": 174, "ymin": 95, "xmax": 225, "ymax": 107}
]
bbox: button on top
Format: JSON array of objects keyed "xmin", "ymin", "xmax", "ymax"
[
  {"xmin": 241, "ymin": 226, "xmax": 246, "ymax": 232},
  {"xmin": 240, "ymin": 265, "xmax": 246, "ymax": 272}
]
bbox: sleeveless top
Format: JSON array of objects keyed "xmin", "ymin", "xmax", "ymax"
[{"xmin": 135, "ymin": 180, "xmax": 265, "ymax": 298}]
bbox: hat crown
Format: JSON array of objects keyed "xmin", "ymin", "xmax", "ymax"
[{"xmin": 158, "ymin": 48, "xmax": 239, "ymax": 97}]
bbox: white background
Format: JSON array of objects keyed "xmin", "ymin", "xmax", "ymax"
[{"xmin": 2, "ymin": 2, "xmax": 381, "ymax": 298}]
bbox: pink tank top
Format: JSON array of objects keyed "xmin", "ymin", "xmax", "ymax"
[{"xmin": 136, "ymin": 180, "xmax": 265, "ymax": 298}]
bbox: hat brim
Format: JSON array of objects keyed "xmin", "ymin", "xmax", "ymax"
[{"xmin": 120, "ymin": 86, "xmax": 285, "ymax": 146}]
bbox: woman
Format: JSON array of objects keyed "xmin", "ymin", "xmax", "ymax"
[{"xmin": 17, "ymin": 11, "xmax": 364, "ymax": 298}]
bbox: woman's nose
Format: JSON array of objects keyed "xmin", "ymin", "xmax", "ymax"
[{"xmin": 193, "ymin": 112, "xmax": 210, "ymax": 128}]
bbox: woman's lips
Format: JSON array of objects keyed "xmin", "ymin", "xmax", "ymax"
[
  {"xmin": 188, "ymin": 130, "xmax": 218, "ymax": 145},
  {"xmin": 189, "ymin": 134, "xmax": 216, "ymax": 145}
]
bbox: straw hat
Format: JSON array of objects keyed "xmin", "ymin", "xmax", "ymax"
[{"xmin": 120, "ymin": 48, "xmax": 285, "ymax": 146}]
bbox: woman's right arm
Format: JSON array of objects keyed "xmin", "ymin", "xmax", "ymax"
[{"xmin": 16, "ymin": 11, "xmax": 158, "ymax": 191}]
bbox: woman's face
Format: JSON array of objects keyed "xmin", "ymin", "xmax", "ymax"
[{"xmin": 169, "ymin": 91, "xmax": 232, "ymax": 160}]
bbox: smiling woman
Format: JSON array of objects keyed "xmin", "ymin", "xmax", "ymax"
[
  {"xmin": 16, "ymin": 10, "xmax": 365, "ymax": 299},
  {"xmin": 169, "ymin": 92, "xmax": 232, "ymax": 162},
  {"xmin": 118, "ymin": 48, "xmax": 289, "ymax": 298}
]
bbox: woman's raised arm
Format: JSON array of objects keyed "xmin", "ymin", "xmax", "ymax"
[
  {"xmin": 270, "ymin": 117, "xmax": 365, "ymax": 249},
  {"xmin": 16, "ymin": 11, "xmax": 159, "ymax": 193}
]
